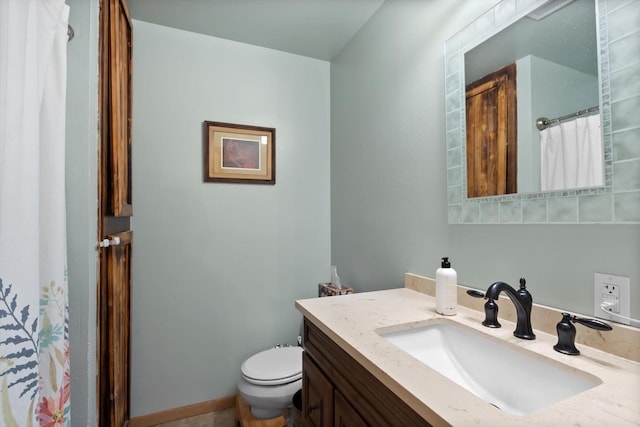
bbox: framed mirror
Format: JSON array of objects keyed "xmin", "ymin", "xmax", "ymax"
[{"xmin": 445, "ymin": 0, "xmax": 640, "ymax": 224}]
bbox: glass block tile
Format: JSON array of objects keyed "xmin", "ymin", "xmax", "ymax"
[
  {"xmin": 480, "ymin": 202, "xmax": 500, "ymax": 223},
  {"xmin": 448, "ymin": 166, "xmax": 463, "ymax": 187},
  {"xmin": 522, "ymin": 198, "xmax": 547, "ymax": 222},
  {"xmin": 614, "ymin": 191, "xmax": 640, "ymax": 222},
  {"xmin": 613, "ymin": 127, "xmax": 640, "ymax": 161},
  {"xmin": 445, "ymin": 54, "xmax": 460, "ymax": 76},
  {"xmin": 445, "ymin": 73, "xmax": 460, "ymax": 95},
  {"xmin": 448, "ymin": 146, "xmax": 462, "ymax": 169},
  {"xmin": 607, "ymin": 0, "xmax": 640, "ymax": 42},
  {"xmin": 515, "ymin": 0, "xmax": 542, "ymax": 14},
  {"xmin": 613, "ymin": 159, "xmax": 640, "ymax": 191},
  {"xmin": 446, "ymin": 128, "xmax": 462, "ymax": 151},
  {"xmin": 446, "ymin": 30, "xmax": 464, "ymax": 55},
  {"xmin": 448, "ymin": 185, "xmax": 463, "ymax": 205},
  {"xmin": 446, "ymin": 89, "xmax": 461, "ymax": 113},
  {"xmin": 610, "ymin": 63, "xmax": 640, "ymax": 103},
  {"xmin": 500, "ymin": 200, "xmax": 522, "ymax": 223},
  {"xmin": 548, "ymin": 197, "xmax": 578, "ymax": 222},
  {"xmin": 446, "ymin": 109, "xmax": 461, "ymax": 132},
  {"xmin": 462, "ymin": 202, "xmax": 480, "ymax": 223},
  {"xmin": 579, "ymin": 193, "xmax": 613, "ymax": 222},
  {"xmin": 448, "ymin": 204, "xmax": 462, "ymax": 224},
  {"xmin": 611, "ymin": 96, "xmax": 640, "ymax": 131},
  {"xmin": 459, "ymin": 22, "xmax": 479, "ymax": 50},
  {"xmin": 494, "ymin": 0, "xmax": 517, "ymax": 28},
  {"xmin": 475, "ymin": 9, "xmax": 497, "ymax": 39},
  {"xmin": 609, "ymin": 31, "xmax": 640, "ymax": 72}
]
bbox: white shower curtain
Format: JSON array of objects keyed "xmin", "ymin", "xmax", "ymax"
[
  {"xmin": 540, "ymin": 114, "xmax": 604, "ymax": 192},
  {"xmin": 0, "ymin": 1, "xmax": 71, "ymax": 426}
]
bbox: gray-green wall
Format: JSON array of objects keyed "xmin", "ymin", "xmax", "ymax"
[
  {"xmin": 66, "ymin": 0, "xmax": 99, "ymax": 425},
  {"xmin": 331, "ymin": 0, "xmax": 639, "ymax": 317},
  {"xmin": 130, "ymin": 21, "xmax": 331, "ymax": 416}
]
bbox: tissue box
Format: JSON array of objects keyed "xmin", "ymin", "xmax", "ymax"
[{"xmin": 318, "ymin": 282, "xmax": 354, "ymax": 297}]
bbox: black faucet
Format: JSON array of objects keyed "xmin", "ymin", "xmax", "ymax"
[
  {"xmin": 554, "ymin": 313, "xmax": 612, "ymax": 355},
  {"xmin": 484, "ymin": 278, "xmax": 535, "ymax": 340}
]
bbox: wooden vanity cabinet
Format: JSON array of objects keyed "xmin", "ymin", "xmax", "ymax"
[
  {"xmin": 302, "ymin": 319, "xmax": 432, "ymax": 427},
  {"xmin": 334, "ymin": 390, "xmax": 368, "ymax": 426},
  {"xmin": 303, "ymin": 351, "xmax": 334, "ymax": 427}
]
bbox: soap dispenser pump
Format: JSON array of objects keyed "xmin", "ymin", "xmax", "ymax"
[{"xmin": 436, "ymin": 257, "xmax": 457, "ymax": 315}]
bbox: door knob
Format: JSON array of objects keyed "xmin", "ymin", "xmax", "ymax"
[{"xmin": 99, "ymin": 237, "xmax": 121, "ymax": 248}]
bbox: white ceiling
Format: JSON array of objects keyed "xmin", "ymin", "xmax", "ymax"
[{"xmin": 126, "ymin": 0, "xmax": 386, "ymax": 61}]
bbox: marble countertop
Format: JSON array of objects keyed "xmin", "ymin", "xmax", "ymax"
[{"xmin": 295, "ymin": 288, "xmax": 640, "ymax": 427}]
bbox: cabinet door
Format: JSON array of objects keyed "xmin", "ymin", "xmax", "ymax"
[
  {"xmin": 303, "ymin": 352, "xmax": 333, "ymax": 427},
  {"xmin": 335, "ymin": 390, "xmax": 369, "ymax": 427}
]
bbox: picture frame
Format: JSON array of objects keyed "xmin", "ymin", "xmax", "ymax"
[{"xmin": 203, "ymin": 121, "xmax": 276, "ymax": 184}]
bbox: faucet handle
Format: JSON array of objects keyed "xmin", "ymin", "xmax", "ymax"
[
  {"xmin": 466, "ymin": 289, "xmax": 484, "ymax": 298},
  {"xmin": 553, "ymin": 313, "xmax": 612, "ymax": 355},
  {"xmin": 572, "ymin": 316, "xmax": 613, "ymax": 331},
  {"xmin": 466, "ymin": 290, "xmax": 501, "ymax": 328}
]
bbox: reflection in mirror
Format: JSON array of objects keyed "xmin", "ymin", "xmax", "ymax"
[
  {"xmin": 464, "ymin": 0, "xmax": 601, "ymax": 197},
  {"xmin": 444, "ymin": 0, "xmax": 640, "ymax": 224}
]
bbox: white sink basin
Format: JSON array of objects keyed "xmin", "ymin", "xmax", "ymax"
[{"xmin": 378, "ymin": 319, "xmax": 601, "ymax": 415}]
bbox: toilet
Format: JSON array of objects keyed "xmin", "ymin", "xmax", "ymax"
[{"xmin": 237, "ymin": 345, "xmax": 303, "ymax": 420}]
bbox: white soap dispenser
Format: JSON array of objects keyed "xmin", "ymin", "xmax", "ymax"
[{"xmin": 436, "ymin": 257, "xmax": 457, "ymax": 315}]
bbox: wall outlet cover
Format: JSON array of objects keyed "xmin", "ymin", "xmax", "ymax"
[{"xmin": 594, "ymin": 272, "xmax": 631, "ymax": 325}]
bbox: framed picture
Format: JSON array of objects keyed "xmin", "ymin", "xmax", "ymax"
[{"xmin": 203, "ymin": 121, "xmax": 276, "ymax": 184}]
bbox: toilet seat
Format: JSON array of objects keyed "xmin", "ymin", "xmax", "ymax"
[{"xmin": 241, "ymin": 346, "xmax": 303, "ymax": 386}]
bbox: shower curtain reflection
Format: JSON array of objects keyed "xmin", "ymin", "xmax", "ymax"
[{"xmin": 540, "ymin": 114, "xmax": 603, "ymax": 192}]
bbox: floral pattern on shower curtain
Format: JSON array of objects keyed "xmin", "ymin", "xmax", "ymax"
[{"xmin": 0, "ymin": 1, "xmax": 71, "ymax": 426}]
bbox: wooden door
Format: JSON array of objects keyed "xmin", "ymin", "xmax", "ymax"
[
  {"xmin": 104, "ymin": 231, "xmax": 133, "ymax": 425},
  {"xmin": 98, "ymin": 0, "xmax": 133, "ymax": 425},
  {"xmin": 465, "ymin": 63, "xmax": 517, "ymax": 198}
]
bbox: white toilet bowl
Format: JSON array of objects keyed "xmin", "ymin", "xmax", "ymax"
[{"xmin": 237, "ymin": 346, "xmax": 303, "ymax": 420}]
